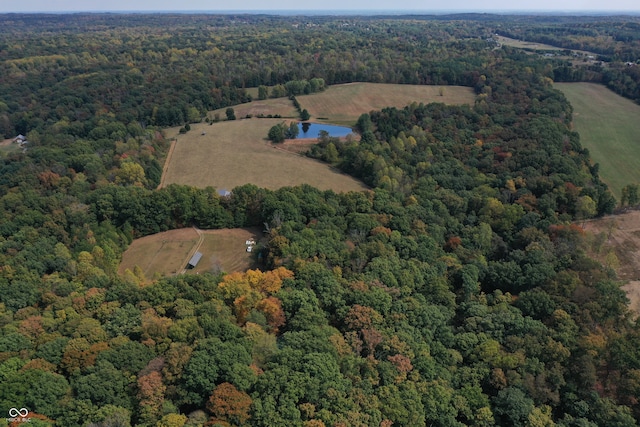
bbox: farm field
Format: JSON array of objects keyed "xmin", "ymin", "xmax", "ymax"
[
  {"xmin": 161, "ymin": 118, "xmax": 368, "ymax": 191},
  {"xmin": 584, "ymin": 211, "xmax": 640, "ymax": 315},
  {"xmin": 164, "ymin": 83, "xmax": 474, "ymax": 192},
  {"xmin": 297, "ymin": 83, "xmax": 476, "ymax": 125},
  {"xmin": 555, "ymin": 82, "xmax": 640, "ymax": 198},
  {"xmin": 118, "ymin": 227, "xmax": 262, "ymax": 280},
  {"xmin": 495, "ymin": 35, "xmax": 599, "ymax": 58},
  {"xmin": 212, "ymin": 96, "xmax": 299, "ymax": 120},
  {"xmin": 118, "ymin": 228, "xmax": 200, "ymax": 280}
]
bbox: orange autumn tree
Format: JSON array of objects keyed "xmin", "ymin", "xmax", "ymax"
[
  {"xmin": 206, "ymin": 382, "xmax": 252, "ymax": 426},
  {"xmin": 218, "ymin": 267, "xmax": 293, "ymax": 331},
  {"xmin": 137, "ymin": 371, "xmax": 166, "ymax": 424}
]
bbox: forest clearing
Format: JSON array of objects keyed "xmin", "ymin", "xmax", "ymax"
[
  {"xmin": 584, "ymin": 210, "xmax": 640, "ymax": 314},
  {"xmin": 118, "ymin": 227, "xmax": 262, "ymax": 280},
  {"xmin": 555, "ymin": 82, "xmax": 640, "ymax": 198},
  {"xmin": 162, "ymin": 83, "xmax": 472, "ymax": 192},
  {"xmin": 160, "ymin": 118, "xmax": 368, "ymax": 191},
  {"xmin": 294, "ymin": 83, "xmax": 476, "ymax": 125}
]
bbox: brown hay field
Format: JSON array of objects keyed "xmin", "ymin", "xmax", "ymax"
[
  {"xmin": 212, "ymin": 97, "xmax": 299, "ymax": 120},
  {"xmin": 118, "ymin": 228, "xmax": 200, "ymax": 279},
  {"xmin": 297, "ymin": 83, "xmax": 476, "ymax": 125},
  {"xmin": 161, "ymin": 118, "xmax": 368, "ymax": 192},
  {"xmin": 118, "ymin": 227, "xmax": 263, "ymax": 280},
  {"xmin": 162, "ymin": 83, "xmax": 476, "ymax": 192},
  {"xmin": 190, "ymin": 228, "xmax": 263, "ymax": 275},
  {"xmin": 583, "ymin": 211, "xmax": 640, "ymax": 315}
]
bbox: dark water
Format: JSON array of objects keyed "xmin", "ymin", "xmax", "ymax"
[{"xmin": 298, "ymin": 122, "xmax": 353, "ymax": 138}]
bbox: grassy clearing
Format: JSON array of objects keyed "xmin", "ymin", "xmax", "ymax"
[
  {"xmin": 584, "ymin": 211, "xmax": 640, "ymax": 315},
  {"xmin": 118, "ymin": 228, "xmax": 200, "ymax": 279},
  {"xmin": 118, "ymin": 227, "xmax": 262, "ymax": 280},
  {"xmin": 163, "ymin": 83, "xmax": 475, "ymax": 192},
  {"xmin": 496, "ymin": 35, "xmax": 599, "ymax": 58},
  {"xmin": 297, "ymin": 83, "xmax": 476, "ymax": 126},
  {"xmin": 192, "ymin": 228, "xmax": 262, "ymax": 275},
  {"xmin": 555, "ymin": 82, "xmax": 640, "ymax": 198},
  {"xmin": 212, "ymin": 97, "xmax": 298, "ymax": 120},
  {"xmin": 162, "ymin": 118, "xmax": 368, "ymax": 192},
  {"xmin": 496, "ymin": 35, "xmax": 566, "ymax": 51},
  {"xmin": 0, "ymin": 139, "xmax": 23, "ymax": 154}
]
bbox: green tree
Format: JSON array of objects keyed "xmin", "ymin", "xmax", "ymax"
[
  {"xmin": 300, "ymin": 109, "xmax": 311, "ymax": 121},
  {"xmin": 576, "ymin": 195, "xmax": 597, "ymax": 226},
  {"xmin": 258, "ymin": 85, "xmax": 269, "ymax": 100},
  {"xmin": 268, "ymin": 124, "xmax": 286, "ymax": 143},
  {"xmin": 226, "ymin": 108, "xmax": 236, "ymax": 121},
  {"xmin": 286, "ymin": 122, "xmax": 299, "ymax": 139}
]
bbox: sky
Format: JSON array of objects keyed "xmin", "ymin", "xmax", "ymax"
[{"xmin": 0, "ymin": 0, "xmax": 638, "ymax": 13}]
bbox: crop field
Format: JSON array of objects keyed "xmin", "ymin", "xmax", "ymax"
[
  {"xmin": 118, "ymin": 227, "xmax": 262, "ymax": 280},
  {"xmin": 555, "ymin": 82, "xmax": 640, "ymax": 198},
  {"xmin": 297, "ymin": 83, "xmax": 476, "ymax": 125}
]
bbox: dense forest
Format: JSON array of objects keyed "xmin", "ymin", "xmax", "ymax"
[{"xmin": 0, "ymin": 12, "xmax": 639, "ymax": 427}]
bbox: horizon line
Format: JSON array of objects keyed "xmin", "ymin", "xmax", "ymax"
[{"xmin": 1, "ymin": 9, "xmax": 640, "ymax": 15}]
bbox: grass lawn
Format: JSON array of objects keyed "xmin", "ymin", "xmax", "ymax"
[{"xmin": 555, "ymin": 82, "xmax": 640, "ymax": 199}]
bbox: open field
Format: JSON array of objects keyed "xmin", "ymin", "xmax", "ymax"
[
  {"xmin": 163, "ymin": 83, "xmax": 476, "ymax": 192},
  {"xmin": 584, "ymin": 211, "xmax": 640, "ymax": 315},
  {"xmin": 118, "ymin": 228, "xmax": 200, "ymax": 279},
  {"xmin": 496, "ymin": 35, "xmax": 567, "ymax": 51},
  {"xmin": 297, "ymin": 83, "xmax": 476, "ymax": 126},
  {"xmin": 162, "ymin": 119, "xmax": 367, "ymax": 192},
  {"xmin": 0, "ymin": 138, "xmax": 23, "ymax": 154},
  {"xmin": 496, "ymin": 35, "xmax": 599, "ymax": 58},
  {"xmin": 555, "ymin": 83, "xmax": 640, "ymax": 199},
  {"xmin": 212, "ymin": 97, "xmax": 299, "ymax": 120},
  {"xmin": 118, "ymin": 227, "xmax": 262, "ymax": 280}
]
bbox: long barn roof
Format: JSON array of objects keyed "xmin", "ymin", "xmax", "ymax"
[{"xmin": 188, "ymin": 251, "xmax": 202, "ymax": 267}]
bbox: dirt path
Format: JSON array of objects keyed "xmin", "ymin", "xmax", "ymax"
[
  {"xmin": 158, "ymin": 137, "xmax": 177, "ymax": 189},
  {"xmin": 180, "ymin": 227, "xmax": 204, "ymax": 274}
]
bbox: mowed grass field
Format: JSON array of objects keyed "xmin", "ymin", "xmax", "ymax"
[
  {"xmin": 215, "ymin": 97, "xmax": 299, "ymax": 120},
  {"xmin": 119, "ymin": 227, "xmax": 262, "ymax": 280},
  {"xmin": 163, "ymin": 83, "xmax": 474, "ymax": 192},
  {"xmin": 162, "ymin": 118, "xmax": 368, "ymax": 191},
  {"xmin": 555, "ymin": 82, "xmax": 640, "ymax": 198},
  {"xmin": 118, "ymin": 228, "xmax": 200, "ymax": 279},
  {"xmin": 297, "ymin": 83, "xmax": 476, "ymax": 125}
]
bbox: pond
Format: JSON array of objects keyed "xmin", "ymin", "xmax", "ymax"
[{"xmin": 298, "ymin": 122, "xmax": 354, "ymax": 138}]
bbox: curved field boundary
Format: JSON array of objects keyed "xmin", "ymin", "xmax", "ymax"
[{"xmin": 555, "ymin": 82, "xmax": 640, "ymax": 198}]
